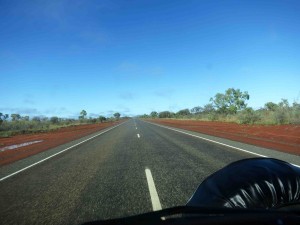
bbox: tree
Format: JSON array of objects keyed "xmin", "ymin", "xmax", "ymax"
[
  {"xmin": 292, "ymin": 102, "xmax": 300, "ymax": 109},
  {"xmin": 11, "ymin": 114, "xmax": 21, "ymax": 121},
  {"xmin": 114, "ymin": 112, "xmax": 121, "ymax": 120},
  {"xmin": 21, "ymin": 116, "xmax": 30, "ymax": 121},
  {"xmin": 191, "ymin": 106, "xmax": 203, "ymax": 114},
  {"xmin": 278, "ymin": 99, "xmax": 289, "ymax": 108},
  {"xmin": 150, "ymin": 111, "xmax": 158, "ymax": 118},
  {"xmin": 203, "ymin": 103, "xmax": 215, "ymax": 113},
  {"xmin": 0, "ymin": 113, "xmax": 9, "ymax": 125},
  {"xmin": 50, "ymin": 116, "xmax": 59, "ymax": 124},
  {"xmin": 140, "ymin": 114, "xmax": 149, "ymax": 118},
  {"xmin": 79, "ymin": 110, "xmax": 87, "ymax": 120},
  {"xmin": 264, "ymin": 102, "xmax": 278, "ymax": 111},
  {"xmin": 0, "ymin": 113, "xmax": 7, "ymax": 120},
  {"xmin": 41, "ymin": 117, "xmax": 49, "ymax": 122},
  {"xmin": 32, "ymin": 116, "xmax": 41, "ymax": 122},
  {"xmin": 176, "ymin": 109, "xmax": 191, "ymax": 116},
  {"xmin": 210, "ymin": 88, "xmax": 249, "ymax": 114},
  {"xmin": 158, "ymin": 111, "xmax": 173, "ymax": 118},
  {"xmin": 98, "ymin": 116, "xmax": 106, "ymax": 123}
]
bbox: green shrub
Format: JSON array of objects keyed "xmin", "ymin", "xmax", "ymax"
[
  {"xmin": 0, "ymin": 131, "xmax": 13, "ymax": 138},
  {"xmin": 208, "ymin": 112, "xmax": 219, "ymax": 121},
  {"xmin": 273, "ymin": 109, "xmax": 288, "ymax": 124},
  {"xmin": 238, "ymin": 108, "xmax": 261, "ymax": 124},
  {"xmin": 290, "ymin": 103, "xmax": 300, "ymax": 124}
]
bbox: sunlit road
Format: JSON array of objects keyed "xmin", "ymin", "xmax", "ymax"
[{"xmin": 1, "ymin": 119, "xmax": 300, "ymax": 224}]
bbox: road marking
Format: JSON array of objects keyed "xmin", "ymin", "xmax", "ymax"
[
  {"xmin": 148, "ymin": 121, "xmax": 300, "ymax": 169},
  {"xmin": 145, "ymin": 121, "xmax": 267, "ymax": 157},
  {"xmin": 0, "ymin": 140, "xmax": 43, "ymax": 152},
  {"xmin": 137, "ymin": 133, "xmax": 140, "ymax": 138},
  {"xmin": 145, "ymin": 168, "xmax": 162, "ymax": 211},
  {"xmin": 145, "ymin": 121, "xmax": 300, "ymax": 168},
  {"xmin": 135, "ymin": 127, "xmax": 137, "ymax": 129},
  {"xmin": 0, "ymin": 122, "xmax": 125, "ymax": 182}
]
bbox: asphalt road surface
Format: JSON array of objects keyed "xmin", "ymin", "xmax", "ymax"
[{"xmin": 1, "ymin": 119, "xmax": 300, "ymax": 224}]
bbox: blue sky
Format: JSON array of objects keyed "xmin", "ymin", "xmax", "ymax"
[{"xmin": 1, "ymin": 0, "xmax": 300, "ymax": 118}]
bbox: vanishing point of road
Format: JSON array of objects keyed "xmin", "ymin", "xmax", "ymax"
[{"xmin": 1, "ymin": 119, "xmax": 300, "ymax": 224}]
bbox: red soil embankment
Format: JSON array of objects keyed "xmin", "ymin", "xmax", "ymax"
[{"xmin": 0, "ymin": 121, "xmax": 123, "ymax": 166}]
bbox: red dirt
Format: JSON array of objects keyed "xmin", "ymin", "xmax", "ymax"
[
  {"xmin": 147, "ymin": 119, "xmax": 300, "ymax": 156},
  {"xmin": 0, "ymin": 121, "xmax": 123, "ymax": 166}
]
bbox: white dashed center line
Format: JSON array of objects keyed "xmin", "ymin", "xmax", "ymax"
[
  {"xmin": 137, "ymin": 133, "xmax": 140, "ymax": 138},
  {"xmin": 145, "ymin": 168, "xmax": 162, "ymax": 211}
]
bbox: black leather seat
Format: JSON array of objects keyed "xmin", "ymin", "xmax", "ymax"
[{"xmin": 187, "ymin": 158, "xmax": 300, "ymax": 209}]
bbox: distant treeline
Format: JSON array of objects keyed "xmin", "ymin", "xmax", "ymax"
[
  {"xmin": 139, "ymin": 88, "xmax": 300, "ymax": 125},
  {"xmin": 0, "ymin": 110, "xmax": 124, "ymax": 137}
]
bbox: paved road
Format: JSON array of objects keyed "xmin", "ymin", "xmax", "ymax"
[{"xmin": 1, "ymin": 119, "xmax": 299, "ymax": 224}]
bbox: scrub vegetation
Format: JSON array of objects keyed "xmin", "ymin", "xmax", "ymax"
[
  {"xmin": 0, "ymin": 111, "xmax": 122, "ymax": 137},
  {"xmin": 140, "ymin": 88, "xmax": 300, "ymax": 125}
]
